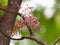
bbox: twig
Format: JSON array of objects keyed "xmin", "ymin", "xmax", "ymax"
[
  {"xmin": 53, "ymin": 37, "xmax": 60, "ymax": 45},
  {"xmin": 12, "ymin": 36, "xmax": 47, "ymax": 45},
  {"xmin": 25, "ymin": 25, "xmax": 34, "ymax": 36},
  {"xmin": 0, "ymin": 28, "xmax": 47, "ymax": 45}
]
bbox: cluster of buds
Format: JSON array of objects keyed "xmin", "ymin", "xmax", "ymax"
[
  {"xmin": 14, "ymin": 4, "xmax": 40, "ymax": 32},
  {"xmin": 22, "ymin": 4, "xmax": 40, "ymax": 31},
  {"xmin": 22, "ymin": 15, "xmax": 40, "ymax": 31}
]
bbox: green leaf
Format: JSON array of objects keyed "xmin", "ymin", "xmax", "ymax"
[
  {"xmin": 15, "ymin": 42, "xmax": 20, "ymax": 45},
  {"xmin": 20, "ymin": 26, "xmax": 30, "ymax": 37},
  {"xmin": 0, "ymin": 0, "xmax": 8, "ymax": 16},
  {"xmin": 0, "ymin": 0, "xmax": 8, "ymax": 7}
]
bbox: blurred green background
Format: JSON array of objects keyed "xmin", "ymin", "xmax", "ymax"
[{"xmin": 0, "ymin": 0, "xmax": 60, "ymax": 45}]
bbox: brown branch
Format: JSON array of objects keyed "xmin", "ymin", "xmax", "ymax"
[
  {"xmin": 23, "ymin": 22, "xmax": 34, "ymax": 36},
  {"xmin": 53, "ymin": 37, "xmax": 60, "ymax": 45},
  {"xmin": 0, "ymin": 6, "xmax": 34, "ymax": 36},
  {"xmin": 12, "ymin": 36, "xmax": 47, "ymax": 45},
  {"xmin": 0, "ymin": 28, "xmax": 47, "ymax": 45}
]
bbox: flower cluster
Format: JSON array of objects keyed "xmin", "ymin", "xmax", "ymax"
[
  {"xmin": 23, "ymin": 15, "xmax": 40, "ymax": 31},
  {"xmin": 14, "ymin": 4, "xmax": 40, "ymax": 32}
]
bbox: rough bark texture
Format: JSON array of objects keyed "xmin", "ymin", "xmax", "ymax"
[{"xmin": 0, "ymin": 0, "xmax": 22, "ymax": 45}]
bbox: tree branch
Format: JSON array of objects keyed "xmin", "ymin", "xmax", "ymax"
[
  {"xmin": 53, "ymin": 37, "xmax": 60, "ymax": 45},
  {"xmin": 0, "ymin": 28, "xmax": 47, "ymax": 45},
  {"xmin": 12, "ymin": 36, "xmax": 47, "ymax": 45}
]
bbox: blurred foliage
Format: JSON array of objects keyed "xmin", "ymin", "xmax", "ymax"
[
  {"xmin": 20, "ymin": 26, "xmax": 30, "ymax": 37},
  {"xmin": 15, "ymin": 41, "xmax": 20, "ymax": 45},
  {"xmin": 0, "ymin": 0, "xmax": 8, "ymax": 16},
  {"xmin": 0, "ymin": 0, "xmax": 8, "ymax": 7},
  {"xmin": 33, "ymin": 0, "xmax": 60, "ymax": 45}
]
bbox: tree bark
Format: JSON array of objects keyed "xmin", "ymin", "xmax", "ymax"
[{"xmin": 0, "ymin": 0, "xmax": 22, "ymax": 45}]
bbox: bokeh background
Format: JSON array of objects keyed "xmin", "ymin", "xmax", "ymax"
[{"xmin": 0, "ymin": 0, "xmax": 60, "ymax": 45}]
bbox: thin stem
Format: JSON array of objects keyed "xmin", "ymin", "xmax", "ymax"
[
  {"xmin": 0, "ymin": 29, "xmax": 47, "ymax": 45},
  {"xmin": 53, "ymin": 37, "xmax": 60, "ymax": 45}
]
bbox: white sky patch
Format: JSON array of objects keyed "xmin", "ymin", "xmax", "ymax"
[
  {"xmin": 20, "ymin": 39, "xmax": 28, "ymax": 45},
  {"xmin": 10, "ymin": 40, "xmax": 15, "ymax": 45},
  {"xmin": 44, "ymin": 8, "xmax": 55, "ymax": 19},
  {"xmin": 19, "ymin": 0, "xmax": 36, "ymax": 14},
  {"xmin": 11, "ymin": 32, "xmax": 22, "ymax": 39},
  {"xmin": 33, "ymin": 0, "xmax": 55, "ymax": 8},
  {"xmin": 20, "ymin": 0, "xmax": 55, "ymax": 9},
  {"xmin": 10, "ymin": 32, "xmax": 22, "ymax": 45}
]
